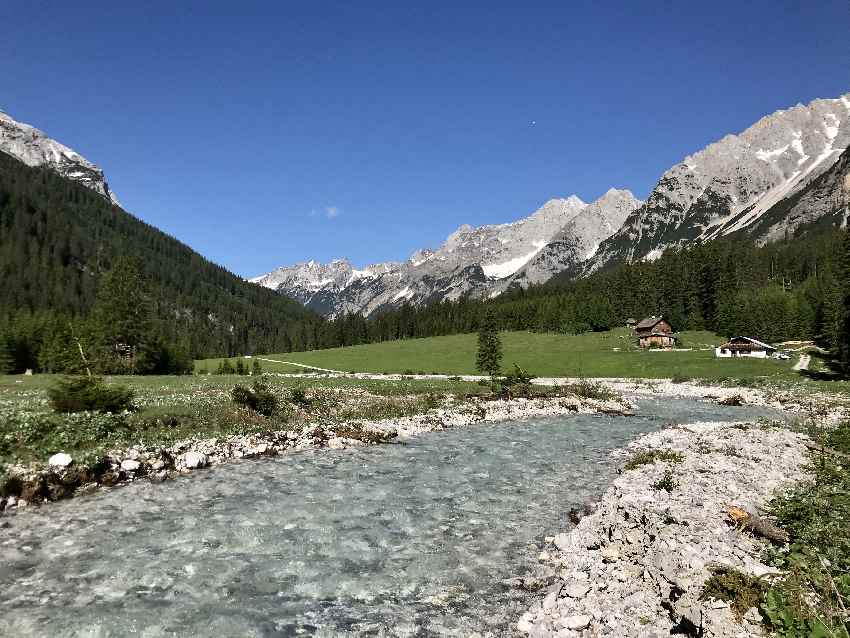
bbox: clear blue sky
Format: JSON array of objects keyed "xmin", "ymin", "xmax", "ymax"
[{"xmin": 3, "ymin": 1, "xmax": 848, "ymax": 278}]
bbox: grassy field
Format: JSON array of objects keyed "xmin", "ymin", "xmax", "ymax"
[{"xmin": 196, "ymin": 329, "xmax": 798, "ymax": 380}]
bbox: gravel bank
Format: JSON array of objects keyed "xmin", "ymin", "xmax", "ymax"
[{"xmin": 517, "ymin": 419, "xmax": 810, "ymax": 637}]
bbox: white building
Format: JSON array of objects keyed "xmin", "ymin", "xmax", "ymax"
[{"xmin": 715, "ymin": 336, "xmax": 777, "ymax": 359}]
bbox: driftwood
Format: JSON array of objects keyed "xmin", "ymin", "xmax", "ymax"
[
  {"xmin": 718, "ymin": 395, "xmax": 744, "ymax": 406},
  {"xmin": 805, "ymin": 442, "xmax": 850, "ymax": 460},
  {"xmin": 727, "ymin": 504, "xmax": 789, "ymax": 543}
]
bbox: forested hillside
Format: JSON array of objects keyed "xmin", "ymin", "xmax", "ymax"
[
  {"xmin": 0, "ymin": 151, "xmax": 324, "ymax": 372},
  {"xmin": 315, "ymin": 228, "xmax": 850, "ymax": 356}
]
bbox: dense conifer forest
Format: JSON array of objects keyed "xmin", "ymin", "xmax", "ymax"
[
  {"xmin": 0, "ymin": 151, "xmax": 325, "ymax": 373},
  {"xmin": 1, "ymin": 147, "xmax": 848, "ymax": 375},
  {"xmin": 319, "ymin": 227, "xmax": 850, "ymax": 369}
]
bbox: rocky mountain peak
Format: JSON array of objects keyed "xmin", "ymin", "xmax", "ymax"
[{"xmin": 0, "ymin": 110, "xmax": 120, "ymax": 205}]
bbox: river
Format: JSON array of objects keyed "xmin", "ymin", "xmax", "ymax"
[{"xmin": 0, "ymin": 398, "xmax": 781, "ymax": 637}]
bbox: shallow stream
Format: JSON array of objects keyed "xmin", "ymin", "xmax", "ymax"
[{"xmin": 0, "ymin": 398, "xmax": 782, "ymax": 637}]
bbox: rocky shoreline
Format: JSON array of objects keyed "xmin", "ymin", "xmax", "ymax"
[
  {"xmin": 0, "ymin": 391, "xmax": 631, "ymax": 515},
  {"xmin": 516, "ymin": 418, "xmax": 812, "ymax": 637}
]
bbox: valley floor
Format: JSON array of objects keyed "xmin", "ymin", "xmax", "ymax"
[{"xmin": 1, "ymin": 373, "xmax": 848, "ymax": 636}]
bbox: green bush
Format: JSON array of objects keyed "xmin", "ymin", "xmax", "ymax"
[
  {"xmin": 622, "ymin": 449, "xmax": 684, "ymax": 471},
  {"xmin": 289, "ymin": 386, "xmax": 310, "ymax": 407},
  {"xmin": 48, "ymin": 376, "xmax": 135, "ymax": 413},
  {"xmin": 699, "ymin": 567, "xmax": 766, "ymax": 620},
  {"xmin": 496, "ymin": 364, "xmax": 536, "ymax": 398},
  {"xmin": 565, "ymin": 379, "xmax": 618, "ymax": 401},
  {"xmin": 232, "ymin": 380, "xmax": 278, "ymax": 416},
  {"xmin": 651, "ymin": 468, "xmax": 678, "ymax": 492}
]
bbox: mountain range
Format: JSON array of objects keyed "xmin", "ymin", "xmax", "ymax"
[
  {"xmin": 2, "ymin": 95, "xmax": 848, "ymax": 322},
  {"xmin": 251, "ymin": 93, "xmax": 850, "ymax": 318}
]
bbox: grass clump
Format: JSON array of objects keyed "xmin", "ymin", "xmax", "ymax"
[
  {"xmin": 623, "ymin": 449, "xmax": 684, "ymax": 471},
  {"xmin": 565, "ymin": 379, "xmax": 618, "ymax": 401},
  {"xmin": 231, "ymin": 380, "xmax": 279, "ymax": 417},
  {"xmin": 699, "ymin": 567, "xmax": 766, "ymax": 621},
  {"xmin": 48, "ymin": 376, "xmax": 135, "ymax": 414},
  {"xmin": 651, "ymin": 468, "xmax": 678, "ymax": 492}
]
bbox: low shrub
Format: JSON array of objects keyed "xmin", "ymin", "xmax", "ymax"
[
  {"xmin": 699, "ymin": 567, "xmax": 766, "ymax": 620},
  {"xmin": 48, "ymin": 376, "xmax": 135, "ymax": 414},
  {"xmin": 289, "ymin": 386, "xmax": 310, "ymax": 407},
  {"xmin": 232, "ymin": 380, "xmax": 278, "ymax": 417},
  {"xmin": 651, "ymin": 468, "xmax": 678, "ymax": 492},
  {"xmin": 565, "ymin": 379, "xmax": 618, "ymax": 401},
  {"xmin": 496, "ymin": 364, "xmax": 536, "ymax": 398},
  {"xmin": 622, "ymin": 448, "xmax": 684, "ymax": 471}
]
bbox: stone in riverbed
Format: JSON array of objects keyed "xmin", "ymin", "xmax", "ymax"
[
  {"xmin": 48, "ymin": 453, "xmax": 73, "ymax": 469},
  {"xmin": 563, "ymin": 581, "xmax": 591, "ymax": 599},
  {"xmin": 182, "ymin": 452, "xmax": 208, "ymax": 469},
  {"xmin": 561, "ymin": 614, "xmax": 591, "ymax": 630},
  {"xmin": 120, "ymin": 459, "xmax": 140, "ymax": 472}
]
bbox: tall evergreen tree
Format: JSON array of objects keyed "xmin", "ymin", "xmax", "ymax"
[
  {"xmin": 836, "ymin": 229, "xmax": 850, "ymax": 374},
  {"xmin": 476, "ymin": 309, "xmax": 502, "ymax": 376},
  {"xmin": 0, "ymin": 332, "xmax": 13, "ymax": 374},
  {"xmin": 90, "ymin": 257, "xmax": 154, "ymax": 374}
]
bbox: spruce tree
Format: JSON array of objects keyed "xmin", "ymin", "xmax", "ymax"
[
  {"xmin": 476, "ymin": 309, "xmax": 502, "ymax": 377},
  {"xmin": 0, "ymin": 332, "xmax": 13, "ymax": 374},
  {"xmin": 91, "ymin": 257, "xmax": 153, "ymax": 374},
  {"xmin": 837, "ymin": 229, "xmax": 850, "ymax": 374}
]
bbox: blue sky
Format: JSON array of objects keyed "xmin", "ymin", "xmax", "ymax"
[{"xmin": 3, "ymin": 1, "xmax": 848, "ymax": 278}]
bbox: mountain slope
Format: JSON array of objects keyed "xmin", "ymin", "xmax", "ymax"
[
  {"xmin": 0, "ymin": 150, "xmax": 319, "ymax": 359},
  {"xmin": 731, "ymin": 145, "xmax": 850, "ymax": 242},
  {"xmin": 585, "ymin": 94, "xmax": 850, "ymax": 272},
  {"xmin": 254, "ymin": 192, "xmax": 640, "ymax": 318},
  {"xmin": 0, "ymin": 110, "xmax": 120, "ymax": 204}
]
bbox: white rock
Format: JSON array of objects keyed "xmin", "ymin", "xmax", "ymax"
[
  {"xmin": 182, "ymin": 452, "xmax": 208, "ymax": 469},
  {"xmin": 561, "ymin": 614, "xmax": 591, "ymax": 630},
  {"xmin": 120, "ymin": 459, "xmax": 140, "ymax": 472},
  {"xmin": 564, "ymin": 581, "xmax": 591, "ymax": 599},
  {"xmin": 48, "ymin": 453, "xmax": 73, "ymax": 468},
  {"xmin": 553, "ymin": 533, "xmax": 571, "ymax": 551}
]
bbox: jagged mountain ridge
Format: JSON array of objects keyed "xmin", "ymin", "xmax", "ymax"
[
  {"xmin": 0, "ymin": 110, "xmax": 119, "ymax": 205},
  {"xmin": 260, "ymin": 94, "xmax": 849, "ymax": 318},
  {"xmin": 584, "ymin": 93, "xmax": 850, "ymax": 272},
  {"xmin": 253, "ymin": 192, "xmax": 641, "ymax": 317}
]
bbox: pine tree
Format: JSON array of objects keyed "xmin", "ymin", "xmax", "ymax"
[
  {"xmin": 91, "ymin": 257, "xmax": 154, "ymax": 374},
  {"xmin": 476, "ymin": 309, "xmax": 502, "ymax": 377},
  {"xmin": 837, "ymin": 229, "xmax": 850, "ymax": 374},
  {"xmin": 252, "ymin": 359, "xmax": 262, "ymax": 376},
  {"xmin": 0, "ymin": 332, "xmax": 13, "ymax": 374}
]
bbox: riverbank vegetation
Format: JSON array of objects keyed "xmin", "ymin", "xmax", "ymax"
[{"xmin": 0, "ymin": 374, "xmax": 481, "ymax": 469}]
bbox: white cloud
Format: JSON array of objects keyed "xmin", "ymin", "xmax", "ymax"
[{"xmin": 324, "ymin": 206, "xmax": 340, "ymax": 219}]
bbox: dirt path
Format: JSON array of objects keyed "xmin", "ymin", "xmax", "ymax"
[
  {"xmin": 793, "ymin": 353, "xmax": 811, "ymax": 371},
  {"xmin": 249, "ymin": 356, "xmax": 347, "ymax": 375}
]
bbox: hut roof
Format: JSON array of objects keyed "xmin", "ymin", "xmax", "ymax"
[
  {"xmin": 636, "ymin": 316, "xmax": 666, "ymax": 330},
  {"xmin": 719, "ymin": 336, "xmax": 776, "ymax": 351}
]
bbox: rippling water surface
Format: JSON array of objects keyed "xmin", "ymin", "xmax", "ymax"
[{"xmin": 0, "ymin": 398, "xmax": 781, "ymax": 637}]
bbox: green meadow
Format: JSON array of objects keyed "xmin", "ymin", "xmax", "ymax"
[{"xmin": 196, "ymin": 328, "xmax": 798, "ymax": 380}]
